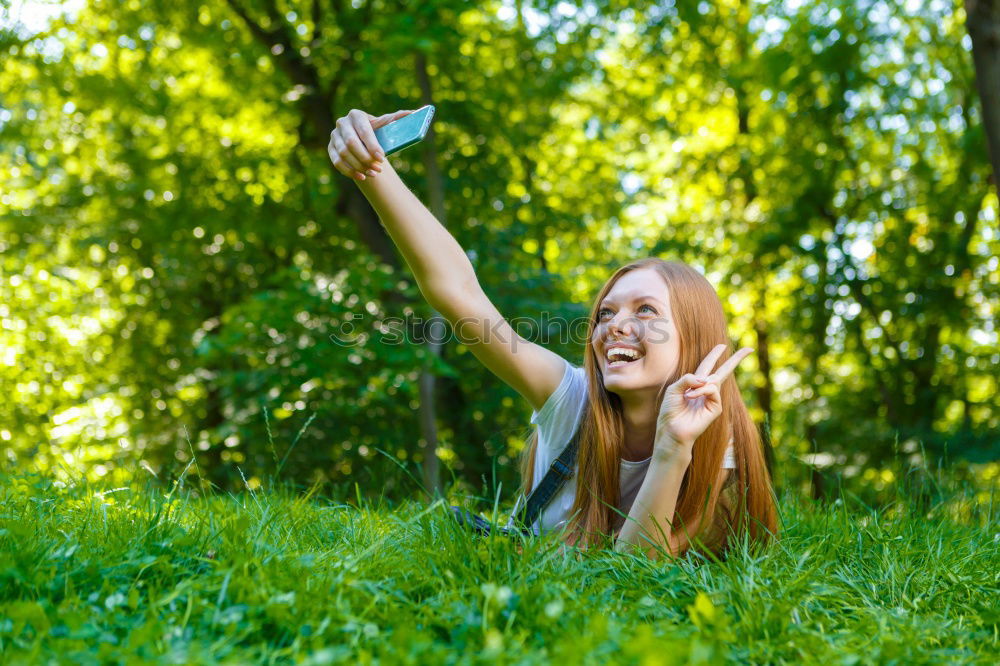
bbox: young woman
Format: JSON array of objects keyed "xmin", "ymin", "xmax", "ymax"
[{"xmin": 328, "ymin": 108, "xmax": 778, "ymax": 561}]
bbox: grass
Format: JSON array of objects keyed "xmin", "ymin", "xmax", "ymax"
[{"xmin": 0, "ymin": 462, "xmax": 997, "ymax": 665}]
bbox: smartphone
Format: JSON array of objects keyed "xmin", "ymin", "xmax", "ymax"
[{"xmin": 373, "ymin": 104, "xmax": 435, "ymax": 156}]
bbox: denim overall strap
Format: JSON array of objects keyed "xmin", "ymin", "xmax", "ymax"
[{"xmin": 511, "ymin": 421, "xmax": 583, "ymax": 533}]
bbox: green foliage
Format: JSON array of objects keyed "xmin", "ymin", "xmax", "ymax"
[
  {"xmin": 0, "ymin": 0, "xmax": 996, "ymax": 494},
  {"xmin": 0, "ymin": 468, "xmax": 997, "ymax": 663}
]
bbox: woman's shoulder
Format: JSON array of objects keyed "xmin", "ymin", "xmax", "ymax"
[
  {"xmin": 530, "ymin": 358, "xmax": 587, "ymax": 424},
  {"xmin": 530, "ymin": 358, "xmax": 588, "ymax": 452}
]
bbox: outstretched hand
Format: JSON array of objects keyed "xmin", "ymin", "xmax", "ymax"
[{"xmin": 654, "ymin": 344, "xmax": 754, "ymax": 460}]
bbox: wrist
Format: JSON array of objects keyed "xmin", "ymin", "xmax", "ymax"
[{"xmin": 651, "ymin": 438, "xmax": 693, "ymax": 466}]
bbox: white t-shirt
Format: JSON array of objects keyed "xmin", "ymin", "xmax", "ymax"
[{"xmin": 506, "ymin": 358, "xmax": 736, "ymax": 536}]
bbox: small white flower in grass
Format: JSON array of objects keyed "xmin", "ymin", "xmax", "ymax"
[
  {"xmin": 481, "ymin": 583, "xmax": 512, "ymax": 606},
  {"xmin": 105, "ymin": 591, "xmax": 126, "ymax": 610},
  {"xmin": 270, "ymin": 591, "xmax": 295, "ymax": 605},
  {"xmin": 544, "ymin": 598, "xmax": 564, "ymax": 619},
  {"xmin": 304, "ymin": 648, "xmax": 337, "ymax": 665},
  {"xmin": 363, "ymin": 623, "xmax": 378, "ymax": 637}
]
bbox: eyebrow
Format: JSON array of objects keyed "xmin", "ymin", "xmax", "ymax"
[{"xmin": 599, "ymin": 293, "xmax": 668, "ymax": 308}]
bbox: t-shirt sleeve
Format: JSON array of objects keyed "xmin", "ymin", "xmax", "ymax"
[
  {"xmin": 529, "ymin": 358, "xmax": 587, "ymax": 455},
  {"xmin": 521, "ymin": 358, "xmax": 587, "ymax": 499},
  {"xmin": 505, "ymin": 358, "xmax": 586, "ymax": 533}
]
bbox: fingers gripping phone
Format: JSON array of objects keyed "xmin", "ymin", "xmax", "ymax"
[{"xmin": 373, "ymin": 105, "xmax": 435, "ymax": 156}]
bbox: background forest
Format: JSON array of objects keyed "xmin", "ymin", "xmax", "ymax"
[{"xmin": 2, "ymin": 0, "xmax": 998, "ymax": 504}]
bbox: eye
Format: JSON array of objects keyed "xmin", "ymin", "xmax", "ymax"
[
  {"xmin": 638, "ymin": 303, "xmax": 657, "ymax": 314},
  {"xmin": 597, "ymin": 307, "xmax": 613, "ymax": 320}
]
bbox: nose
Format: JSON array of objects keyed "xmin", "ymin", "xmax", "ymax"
[{"xmin": 607, "ymin": 311, "xmax": 637, "ymax": 340}]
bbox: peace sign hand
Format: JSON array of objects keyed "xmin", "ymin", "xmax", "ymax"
[{"xmin": 654, "ymin": 344, "xmax": 754, "ymax": 462}]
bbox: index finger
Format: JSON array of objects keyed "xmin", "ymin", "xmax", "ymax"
[
  {"xmin": 694, "ymin": 343, "xmax": 726, "ymax": 377},
  {"xmin": 708, "ymin": 347, "xmax": 754, "ymax": 384},
  {"xmin": 349, "ymin": 110, "xmax": 384, "ymax": 162}
]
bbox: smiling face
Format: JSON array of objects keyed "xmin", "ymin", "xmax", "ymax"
[{"xmin": 590, "ymin": 267, "xmax": 680, "ymax": 396}]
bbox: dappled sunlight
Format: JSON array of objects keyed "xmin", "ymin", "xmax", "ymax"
[{"xmin": 1, "ymin": 0, "xmax": 997, "ymax": 556}]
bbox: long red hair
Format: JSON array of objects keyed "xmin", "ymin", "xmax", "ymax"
[{"xmin": 517, "ymin": 258, "xmax": 777, "ymax": 558}]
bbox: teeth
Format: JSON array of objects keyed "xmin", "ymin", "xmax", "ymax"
[{"xmin": 606, "ymin": 346, "xmax": 642, "ymax": 363}]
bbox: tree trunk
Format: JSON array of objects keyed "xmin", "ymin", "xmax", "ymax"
[
  {"xmin": 732, "ymin": 6, "xmax": 776, "ymax": 476},
  {"xmin": 225, "ymin": 2, "xmax": 451, "ymax": 497},
  {"xmin": 966, "ymin": 0, "xmax": 1000, "ymax": 187},
  {"xmin": 751, "ymin": 304, "xmax": 775, "ymax": 475},
  {"xmin": 414, "ymin": 50, "xmax": 446, "ymax": 500}
]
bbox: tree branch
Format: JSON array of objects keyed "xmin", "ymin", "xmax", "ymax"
[
  {"xmin": 223, "ymin": 0, "xmax": 334, "ymax": 144},
  {"xmin": 224, "ymin": 0, "xmax": 399, "ymax": 270}
]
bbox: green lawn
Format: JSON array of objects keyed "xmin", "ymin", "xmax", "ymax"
[{"xmin": 0, "ymin": 468, "xmax": 997, "ymax": 664}]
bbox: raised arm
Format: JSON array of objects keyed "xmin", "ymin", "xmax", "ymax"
[{"xmin": 328, "ymin": 108, "xmax": 565, "ymax": 411}]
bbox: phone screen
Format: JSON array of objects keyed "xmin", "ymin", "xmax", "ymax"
[{"xmin": 373, "ymin": 105, "xmax": 435, "ymax": 156}]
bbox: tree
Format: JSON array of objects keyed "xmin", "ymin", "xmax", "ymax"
[
  {"xmin": 966, "ymin": 0, "xmax": 1000, "ymax": 185},
  {"xmin": 1, "ymin": 0, "xmax": 995, "ymax": 500}
]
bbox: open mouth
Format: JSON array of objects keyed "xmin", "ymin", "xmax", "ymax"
[{"xmin": 605, "ymin": 345, "xmax": 644, "ymax": 369}]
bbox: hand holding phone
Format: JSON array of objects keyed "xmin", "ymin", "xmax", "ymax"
[{"xmin": 328, "ymin": 105, "xmax": 435, "ymax": 181}]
